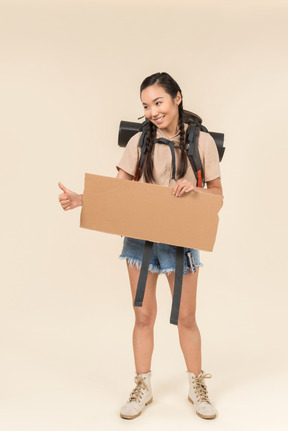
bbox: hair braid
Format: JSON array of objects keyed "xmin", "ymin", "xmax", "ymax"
[
  {"xmin": 143, "ymin": 120, "xmax": 156, "ymax": 183},
  {"xmin": 176, "ymin": 103, "xmax": 188, "ymax": 179},
  {"xmin": 140, "ymin": 72, "xmax": 189, "ymax": 182}
]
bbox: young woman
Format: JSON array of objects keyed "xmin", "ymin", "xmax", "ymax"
[{"xmin": 58, "ymin": 72, "xmax": 223, "ymax": 420}]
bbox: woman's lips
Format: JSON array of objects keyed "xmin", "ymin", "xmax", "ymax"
[{"xmin": 154, "ymin": 115, "xmax": 165, "ymax": 124}]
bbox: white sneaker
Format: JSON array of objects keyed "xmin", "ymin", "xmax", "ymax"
[
  {"xmin": 120, "ymin": 371, "xmax": 153, "ymax": 419},
  {"xmin": 187, "ymin": 370, "xmax": 217, "ymax": 419}
]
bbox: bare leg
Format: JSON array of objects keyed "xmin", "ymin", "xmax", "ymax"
[
  {"xmin": 126, "ymin": 262, "xmax": 158, "ymax": 374},
  {"xmin": 166, "ymin": 268, "xmax": 202, "ymax": 375}
]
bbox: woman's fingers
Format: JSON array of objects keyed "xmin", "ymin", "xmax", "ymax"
[
  {"xmin": 61, "ymin": 202, "xmax": 72, "ymax": 210},
  {"xmin": 58, "ymin": 182, "xmax": 80, "ymax": 211},
  {"xmin": 59, "ymin": 196, "xmax": 70, "ymax": 203},
  {"xmin": 61, "ymin": 202, "xmax": 70, "ymax": 208},
  {"xmin": 59, "ymin": 194, "xmax": 68, "ymax": 201},
  {"xmin": 173, "ymin": 183, "xmax": 182, "ymax": 195},
  {"xmin": 59, "ymin": 194, "xmax": 71, "ymax": 210},
  {"xmin": 173, "ymin": 181, "xmax": 195, "ymax": 197},
  {"xmin": 178, "ymin": 186, "xmax": 189, "ymax": 196},
  {"xmin": 58, "ymin": 182, "xmax": 70, "ymax": 208},
  {"xmin": 59, "ymin": 195, "xmax": 70, "ymax": 207}
]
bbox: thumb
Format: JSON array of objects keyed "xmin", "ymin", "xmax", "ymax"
[{"xmin": 58, "ymin": 182, "xmax": 69, "ymax": 193}]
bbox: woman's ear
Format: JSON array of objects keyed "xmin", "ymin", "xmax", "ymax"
[{"xmin": 175, "ymin": 91, "xmax": 182, "ymax": 105}]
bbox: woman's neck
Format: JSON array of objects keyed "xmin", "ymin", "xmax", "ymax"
[{"xmin": 159, "ymin": 117, "xmax": 179, "ymax": 139}]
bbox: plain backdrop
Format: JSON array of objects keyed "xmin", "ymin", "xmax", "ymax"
[{"xmin": 0, "ymin": 0, "xmax": 288, "ymax": 430}]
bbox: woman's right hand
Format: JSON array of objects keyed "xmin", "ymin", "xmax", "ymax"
[{"xmin": 58, "ymin": 182, "xmax": 83, "ymax": 211}]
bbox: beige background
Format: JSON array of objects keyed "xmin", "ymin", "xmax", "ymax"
[{"xmin": 1, "ymin": 0, "xmax": 287, "ymax": 430}]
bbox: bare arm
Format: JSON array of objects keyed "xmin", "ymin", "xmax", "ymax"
[
  {"xmin": 197, "ymin": 177, "xmax": 223, "ymax": 195},
  {"xmin": 116, "ymin": 168, "xmax": 134, "ymax": 181}
]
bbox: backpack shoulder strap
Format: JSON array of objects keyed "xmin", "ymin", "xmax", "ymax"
[
  {"xmin": 187, "ymin": 124, "xmax": 204, "ymax": 188},
  {"xmin": 134, "ymin": 135, "xmax": 146, "ymax": 182},
  {"xmin": 134, "ymin": 121, "xmax": 149, "ymax": 181}
]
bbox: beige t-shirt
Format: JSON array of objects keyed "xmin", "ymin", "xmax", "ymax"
[{"xmin": 116, "ymin": 123, "xmax": 221, "ymax": 188}]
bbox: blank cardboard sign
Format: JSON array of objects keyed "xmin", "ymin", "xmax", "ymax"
[{"xmin": 80, "ymin": 174, "xmax": 223, "ymax": 251}]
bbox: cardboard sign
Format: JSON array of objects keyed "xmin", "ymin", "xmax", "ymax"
[{"xmin": 80, "ymin": 174, "xmax": 223, "ymax": 251}]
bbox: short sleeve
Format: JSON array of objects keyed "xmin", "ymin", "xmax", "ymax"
[
  {"xmin": 198, "ymin": 132, "xmax": 221, "ymax": 183},
  {"xmin": 116, "ymin": 132, "xmax": 142, "ymax": 177}
]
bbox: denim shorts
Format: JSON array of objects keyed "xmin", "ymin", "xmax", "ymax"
[{"xmin": 119, "ymin": 237, "xmax": 203, "ymax": 276}]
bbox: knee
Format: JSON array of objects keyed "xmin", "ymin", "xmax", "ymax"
[
  {"xmin": 178, "ymin": 313, "xmax": 197, "ymax": 330},
  {"xmin": 134, "ymin": 308, "xmax": 156, "ymax": 329}
]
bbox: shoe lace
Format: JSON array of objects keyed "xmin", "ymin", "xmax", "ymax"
[
  {"xmin": 191, "ymin": 373, "xmax": 212, "ymax": 403},
  {"xmin": 128, "ymin": 376, "xmax": 148, "ymax": 403}
]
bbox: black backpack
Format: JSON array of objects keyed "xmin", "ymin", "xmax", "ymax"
[
  {"xmin": 118, "ymin": 110, "xmax": 225, "ymax": 187},
  {"xmin": 118, "ymin": 112, "xmax": 225, "ymax": 325}
]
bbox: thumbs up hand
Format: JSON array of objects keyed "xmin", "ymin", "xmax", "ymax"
[{"xmin": 58, "ymin": 182, "xmax": 83, "ymax": 210}]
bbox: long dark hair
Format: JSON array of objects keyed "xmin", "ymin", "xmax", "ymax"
[{"xmin": 140, "ymin": 72, "xmax": 187, "ymax": 183}]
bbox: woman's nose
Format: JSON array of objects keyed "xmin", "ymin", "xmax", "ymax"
[{"xmin": 151, "ymin": 107, "xmax": 159, "ymax": 118}]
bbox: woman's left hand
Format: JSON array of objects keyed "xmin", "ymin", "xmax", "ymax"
[{"xmin": 173, "ymin": 180, "xmax": 195, "ymax": 197}]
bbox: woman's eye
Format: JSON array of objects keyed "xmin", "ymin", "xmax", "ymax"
[
  {"xmin": 143, "ymin": 106, "xmax": 148, "ymax": 110},
  {"xmin": 156, "ymin": 102, "xmax": 162, "ymax": 105}
]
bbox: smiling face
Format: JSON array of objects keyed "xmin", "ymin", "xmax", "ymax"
[{"xmin": 140, "ymin": 84, "xmax": 182, "ymax": 137}]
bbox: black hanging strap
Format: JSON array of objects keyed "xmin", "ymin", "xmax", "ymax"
[
  {"xmin": 170, "ymin": 246, "xmax": 185, "ymax": 325},
  {"xmin": 134, "ymin": 241, "xmax": 154, "ymax": 307},
  {"xmin": 134, "ymin": 241, "xmax": 185, "ymax": 326},
  {"xmin": 154, "ymin": 138, "xmax": 176, "ymax": 180},
  {"xmin": 137, "ymin": 137, "xmax": 177, "ymax": 181}
]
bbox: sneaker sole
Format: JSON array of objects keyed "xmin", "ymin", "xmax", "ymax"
[
  {"xmin": 120, "ymin": 397, "xmax": 153, "ymax": 420},
  {"xmin": 188, "ymin": 396, "xmax": 216, "ymax": 419}
]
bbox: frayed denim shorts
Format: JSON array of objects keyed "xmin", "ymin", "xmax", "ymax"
[{"xmin": 119, "ymin": 237, "xmax": 203, "ymax": 276}]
